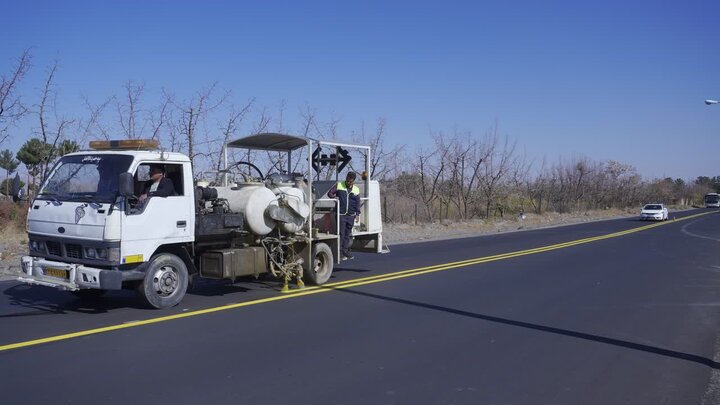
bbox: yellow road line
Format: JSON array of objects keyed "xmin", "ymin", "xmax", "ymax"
[
  {"xmin": 287, "ymin": 211, "xmax": 711, "ymax": 293},
  {"xmin": 0, "ymin": 211, "xmax": 713, "ymax": 353}
]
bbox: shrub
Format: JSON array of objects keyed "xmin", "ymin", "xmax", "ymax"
[{"xmin": 0, "ymin": 200, "xmax": 28, "ymax": 230}]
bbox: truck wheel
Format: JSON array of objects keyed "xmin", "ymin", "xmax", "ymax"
[
  {"xmin": 303, "ymin": 242, "xmax": 334, "ymax": 285},
  {"xmin": 137, "ymin": 253, "xmax": 189, "ymax": 309},
  {"xmin": 72, "ymin": 289, "xmax": 107, "ymax": 300}
]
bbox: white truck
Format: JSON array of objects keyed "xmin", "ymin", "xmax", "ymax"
[{"xmin": 16, "ymin": 133, "xmax": 386, "ymax": 308}]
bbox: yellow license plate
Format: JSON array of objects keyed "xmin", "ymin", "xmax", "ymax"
[{"xmin": 45, "ymin": 267, "xmax": 69, "ymax": 279}]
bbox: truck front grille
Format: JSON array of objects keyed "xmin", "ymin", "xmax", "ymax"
[
  {"xmin": 35, "ymin": 238, "xmax": 113, "ymax": 264},
  {"xmin": 46, "ymin": 241, "xmax": 61, "ymax": 256},
  {"xmin": 66, "ymin": 244, "xmax": 82, "ymax": 259}
]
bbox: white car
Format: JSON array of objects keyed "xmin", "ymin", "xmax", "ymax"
[{"xmin": 640, "ymin": 203, "xmax": 668, "ymax": 221}]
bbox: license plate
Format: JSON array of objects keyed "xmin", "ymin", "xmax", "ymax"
[{"xmin": 44, "ymin": 267, "xmax": 69, "ymax": 279}]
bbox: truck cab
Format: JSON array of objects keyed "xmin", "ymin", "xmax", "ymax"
[{"xmin": 19, "ymin": 140, "xmax": 195, "ymax": 304}]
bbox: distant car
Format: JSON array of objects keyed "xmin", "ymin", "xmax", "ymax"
[
  {"xmin": 640, "ymin": 203, "xmax": 668, "ymax": 221},
  {"xmin": 704, "ymin": 193, "xmax": 720, "ymax": 208}
]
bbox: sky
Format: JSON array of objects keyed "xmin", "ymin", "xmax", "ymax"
[{"xmin": 2, "ymin": 0, "xmax": 719, "ymax": 180}]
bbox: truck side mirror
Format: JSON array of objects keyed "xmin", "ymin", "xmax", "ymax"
[{"xmin": 119, "ymin": 172, "xmax": 134, "ymax": 197}]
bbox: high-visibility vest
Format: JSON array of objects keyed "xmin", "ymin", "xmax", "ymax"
[{"xmin": 336, "ymin": 181, "xmax": 360, "ymax": 215}]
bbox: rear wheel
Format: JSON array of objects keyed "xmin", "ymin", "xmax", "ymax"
[
  {"xmin": 137, "ymin": 253, "xmax": 189, "ymax": 309},
  {"xmin": 302, "ymin": 242, "xmax": 334, "ymax": 285}
]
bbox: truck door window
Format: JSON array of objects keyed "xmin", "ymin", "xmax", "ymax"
[
  {"xmin": 164, "ymin": 164, "xmax": 184, "ymax": 196},
  {"xmin": 134, "ymin": 163, "xmax": 184, "ymax": 198}
]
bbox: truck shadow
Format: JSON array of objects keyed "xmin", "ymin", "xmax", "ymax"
[
  {"xmin": 187, "ymin": 278, "xmax": 256, "ymax": 297},
  {"xmin": 1, "ymin": 283, "xmax": 145, "ymax": 316},
  {"xmin": 333, "ymin": 265, "xmax": 373, "ymax": 273},
  {"xmin": 1, "ymin": 277, "xmax": 275, "ymax": 315},
  {"xmin": 332, "ymin": 287, "xmax": 720, "ymax": 370}
]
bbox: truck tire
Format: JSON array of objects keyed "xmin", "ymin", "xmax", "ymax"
[
  {"xmin": 136, "ymin": 253, "xmax": 189, "ymax": 309},
  {"xmin": 302, "ymin": 242, "xmax": 334, "ymax": 285}
]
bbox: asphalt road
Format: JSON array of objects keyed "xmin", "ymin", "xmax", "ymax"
[{"xmin": 1, "ymin": 209, "xmax": 719, "ymax": 404}]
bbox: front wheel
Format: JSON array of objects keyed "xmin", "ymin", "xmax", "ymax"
[
  {"xmin": 302, "ymin": 243, "xmax": 334, "ymax": 285},
  {"xmin": 137, "ymin": 253, "xmax": 189, "ymax": 309}
]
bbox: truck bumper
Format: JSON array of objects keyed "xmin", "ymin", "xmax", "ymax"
[{"xmin": 18, "ymin": 256, "xmax": 124, "ymax": 291}]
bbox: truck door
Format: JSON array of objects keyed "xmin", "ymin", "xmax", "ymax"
[{"xmin": 120, "ymin": 162, "xmax": 194, "ymax": 264}]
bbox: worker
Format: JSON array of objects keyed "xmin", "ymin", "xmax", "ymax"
[
  {"xmin": 328, "ymin": 171, "xmax": 360, "ymax": 259},
  {"xmin": 139, "ymin": 164, "xmax": 175, "ymax": 202}
]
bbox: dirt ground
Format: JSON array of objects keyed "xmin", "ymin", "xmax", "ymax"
[{"xmin": 0, "ymin": 208, "xmax": 651, "ymax": 281}]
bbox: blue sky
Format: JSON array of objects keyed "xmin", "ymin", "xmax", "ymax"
[{"xmin": 2, "ymin": 0, "xmax": 719, "ymax": 179}]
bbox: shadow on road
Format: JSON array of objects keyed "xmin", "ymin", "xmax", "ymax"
[
  {"xmin": 1, "ymin": 283, "xmax": 144, "ymax": 316},
  {"xmin": 335, "ymin": 287, "xmax": 720, "ymax": 370},
  {"xmin": 0, "ymin": 277, "xmax": 270, "ymax": 316},
  {"xmin": 333, "ymin": 265, "xmax": 373, "ymax": 273},
  {"xmin": 187, "ymin": 278, "xmax": 256, "ymax": 297}
]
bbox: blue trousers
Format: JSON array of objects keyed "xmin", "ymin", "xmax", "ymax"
[{"xmin": 340, "ymin": 215, "xmax": 355, "ymax": 254}]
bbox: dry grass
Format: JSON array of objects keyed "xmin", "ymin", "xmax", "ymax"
[
  {"xmin": 0, "ymin": 200, "xmax": 28, "ymax": 230},
  {"xmin": 383, "ymin": 208, "xmax": 640, "ymax": 244},
  {"xmin": 0, "ymin": 201, "xmax": 29, "ymax": 277},
  {"xmin": 0, "ymin": 223, "xmax": 27, "ymax": 278}
]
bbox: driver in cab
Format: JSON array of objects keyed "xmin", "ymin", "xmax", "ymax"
[{"xmin": 138, "ymin": 164, "xmax": 175, "ymax": 203}]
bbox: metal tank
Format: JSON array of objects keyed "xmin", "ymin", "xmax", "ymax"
[
  {"xmin": 214, "ymin": 183, "xmax": 278, "ymax": 235},
  {"xmin": 213, "ymin": 179, "xmax": 311, "ymax": 236}
]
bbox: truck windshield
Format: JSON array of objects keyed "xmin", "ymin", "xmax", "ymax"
[
  {"xmin": 38, "ymin": 154, "xmax": 133, "ymax": 203},
  {"xmin": 705, "ymin": 195, "xmax": 719, "ymax": 203}
]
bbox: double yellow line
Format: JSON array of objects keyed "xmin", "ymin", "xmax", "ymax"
[{"xmin": 0, "ymin": 211, "xmax": 712, "ymax": 353}]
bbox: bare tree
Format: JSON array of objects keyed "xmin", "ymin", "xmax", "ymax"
[
  {"xmin": 78, "ymin": 94, "xmax": 113, "ymax": 144},
  {"xmin": 524, "ymin": 158, "xmax": 549, "ymax": 214},
  {"xmin": 115, "ymin": 81, "xmax": 145, "ymax": 139},
  {"xmin": 215, "ymin": 98, "xmax": 255, "ymax": 173},
  {"xmin": 508, "ymin": 149, "xmax": 533, "ymax": 213},
  {"xmin": 351, "ymin": 118, "xmax": 405, "ymax": 181},
  {"xmin": 0, "ymin": 49, "xmax": 32, "ymax": 145},
  {"xmin": 222, "ymin": 104, "xmax": 272, "ymax": 180},
  {"xmin": 478, "ymin": 130, "xmax": 516, "ymax": 218},
  {"xmin": 427, "ymin": 133, "xmax": 454, "ymax": 220},
  {"xmin": 275, "ymin": 99, "xmax": 287, "ymax": 134},
  {"xmin": 36, "ymin": 60, "xmax": 73, "ymax": 182},
  {"xmin": 414, "ymin": 145, "xmax": 447, "ymax": 222},
  {"xmin": 149, "ymin": 90, "xmax": 172, "ymax": 141},
  {"xmin": 110, "ymin": 81, "xmax": 173, "ymax": 141},
  {"xmin": 252, "ymin": 105, "xmax": 271, "ymax": 134},
  {"xmin": 169, "ymin": 83, "xmax": 227, "ymax": 176},
  {"xmin": 446, "ymin": 132, "xmax": 488, "ymax": 220}
]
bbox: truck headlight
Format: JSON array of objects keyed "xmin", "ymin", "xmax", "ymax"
[
  {"xmin": 96, "ymin": 248, "xmax": 108, "ymax": 259},
  {"xmin": 84, "ymin": 247, "xmax": 96, "ymax": 258},
  {"xmin": 108, "ymin": 247, "xmax": 120, "ymax": 263},
  {"xmin": 29, "ymin": 240, "xmax": 39, "ymax": 252}
]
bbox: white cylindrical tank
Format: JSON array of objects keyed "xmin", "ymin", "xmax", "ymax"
[
  {"xmin": 271, "ymin": 185, "xmax": 310, "ymax": 218},
  {"xmin": 215, "ymin": 185, "xmax": 278, "ymax": 235}
]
